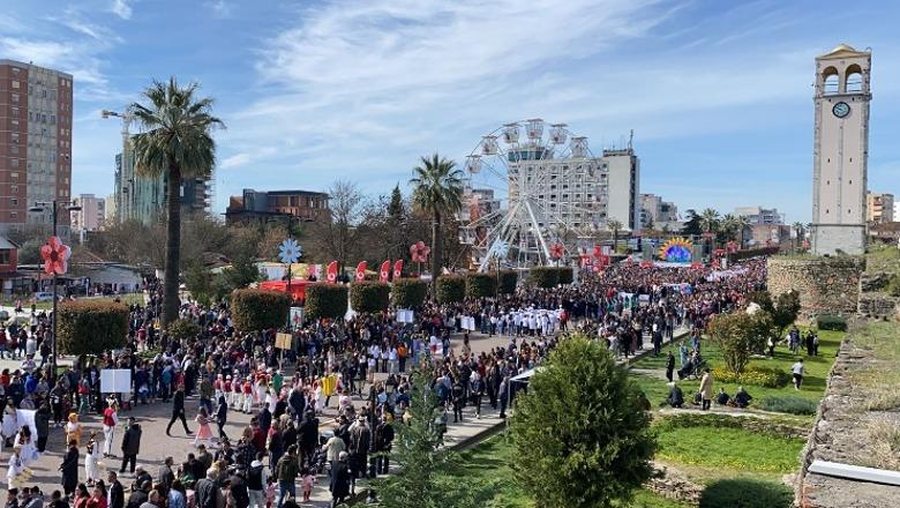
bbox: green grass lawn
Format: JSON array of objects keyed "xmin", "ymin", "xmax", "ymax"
[
  {"xmin": 630, "ymin": 329, "xmax": 843, "ymax": 411},
  {"xmin": 655, "ymin": 424, "xmax": 804, "ymax": 473}
]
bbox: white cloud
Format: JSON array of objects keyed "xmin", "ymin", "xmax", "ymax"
[
  {"xmin": 221, "ymin": 152, "xmax": 251, "ymax": 169},
  {"xmin": 206, "ymin": 0, "xmax": 232, "ymax": 18},
  {"xmin": 111, "ymin": 0, "xmax": 133, "ymax": 20}
]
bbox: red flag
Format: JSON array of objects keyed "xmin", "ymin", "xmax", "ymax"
[
  {"xmin": 379, "ymin": 260, "xmax": 391, "ymax": 282},
  {"xmin": 355, "ymin": 261, "xmax": 367, "ymax": 281},
  {"xmin": 326, "ymin": 261, "xmax": 338, "ymax": 283},
  {"xmin": 392, "ymin": 259, "xmax": 403, "ymax": 279}
]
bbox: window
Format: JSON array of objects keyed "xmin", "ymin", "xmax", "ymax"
[
  {"xmin": 11, "ymin": 93, "xmax": 19, "ymax": 103},
  {"xmin": 11, "ymin": 67, "xmax": 20, "ymax": 74},
  {"xmin": 11, "ymin": 159, "xmax": 18, "ymax": 168},
  {"xmin": 11, "ymin": 80, "xmax": 19, "ymax": 89},
  {"xmin": 11, "ymin": 133, "xmax": 19, "ymax": 144},
  {"xmin": 9, "ymin": 212, "xmax": 16, "ymax": 219},
  {"xmin": 10, "ymin": 198, "xmax": 16, "ymax": 206},
  {"xmin": 11, "ymin": 172, "xmax": 18, "ymax": 179}
]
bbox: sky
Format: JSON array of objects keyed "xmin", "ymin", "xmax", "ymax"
[{"xmin": 2, "ymin": 0, "xmax": 899, "ymax": 223}]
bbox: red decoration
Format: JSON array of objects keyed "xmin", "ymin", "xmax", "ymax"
[
  {"xmin": 392, "ymin": 259, "xmax": 404, "ymax": 279},
  {"xmin": 549, "ymin": 243, "xmax": 565, "ymax": 260},
  {"xmin": 326, "ymin": 261, "xmax": 338, "ymax": 283},
  {"xmin": 409, "ymin": 241, "xmax": 430, "ymax": 263},
  {"xmin": 40, "ymin": 236, "xmax": 71, "ymax": 275},
  {"xmin": 355, "ymin": 261, "xmax": 368, "ymax": 282},
  {"xmin": 379, "ymin": 260, "xmax": 391, "ymax": 282}
]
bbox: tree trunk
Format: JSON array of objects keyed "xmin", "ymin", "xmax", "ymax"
[
  {"xmin": 431, "ymin": 209, "xmax": 441, "ymax": 279},
  {"xmin": 162, "ymin": 165, "xmax": 182, "ymax": 327}
]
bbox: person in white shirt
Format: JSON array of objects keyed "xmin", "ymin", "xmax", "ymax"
[{"xmin": 791, "ymin": 358, "xmax": 805, "ymax": 390}]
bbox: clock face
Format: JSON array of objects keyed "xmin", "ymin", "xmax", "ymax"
[{"xmin": 832, "ymin": 101, "xmax": 851, "ymax": 118}]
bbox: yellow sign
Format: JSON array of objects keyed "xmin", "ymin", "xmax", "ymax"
[{"xmin": 275, "ymin": 332, "xmax": 293, "ymax": 350}]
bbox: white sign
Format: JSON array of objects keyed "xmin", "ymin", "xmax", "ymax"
[
  {"xmin": 396, "ymin": 309, "xmax": 415, "ymax": 324},
  {"xmin": 100, "ymin": 369, "xmax": 132, "ymax": 394},
  {"xmin": 461, "ymin": 316, "xmax": 476, "ymax": 331},
  {"xmin": 290, "ymin": 307, "xmax": 304, "ymax": 330},
  {"xmin": 15, "ymin": 409, "xmax": 36, "ymax": 443}
]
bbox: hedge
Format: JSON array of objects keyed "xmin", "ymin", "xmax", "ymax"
[
  {"xmin": 816, "ymin": 314, "xmax": 848, "ymax": 331},
  {"xmin": 711, "ymin": 365, "xmax": 791, "ymax": 389},
  {"xmin": 435, "ymin": 275, "xmax": 465, "ymax": 304},
  {"xmin": 466, "ymin": 273, "xmax": 497, "ymax": 298},
  {"xmin": 756, "ymin": 395, "xmax": 818, "ymax": 415},
  {"xmin": 231, "ymin": 289, "xmax": 292, "ymax": 331},
  {"xmin": 304, "ymin": 283, "xmax": 349, "ymax": 321},
  {"xmin": 528, "ymin": 267, "xmax": 559, "ymax": 288},
  {"xmin": 350, "ymin": 281, "xmax": 390, "ymax": 314},
  {"xmin": 391, "ymin": 278, "xmax": 428, "ymax": 309},
  {"xmin": 498, "ymin": 270, "xmax": 518, "ymax": 294},
  {"xmin": 557, "ymin": 266, "xmax": 574, "ymax": 285},
  {"xmin": 58, "ymin": 300, "xmax": 128, "ymax": 356},
  {"xmin": 167, "ymin": 318, "xmax": 201, "ymax": 341}
]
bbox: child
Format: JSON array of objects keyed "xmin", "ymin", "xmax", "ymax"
[
  {"xmin": 85, "ymin": 432, "xmax": 101, "ymax": 485},
  {"xmin": 194, "ymin": 407, "xmax": 215, "ymax": 448},
  {"xmin": 65, "ymin": 413, "xmax": 83, "ymax": 447},
  {"xmin": 300, "ymin": 467, "xmax": 316, "ymax": 503}
]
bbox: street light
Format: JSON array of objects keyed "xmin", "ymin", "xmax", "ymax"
[{"xmin": 29, "ymin": 200, "xmax": 81, "ymax": 383}]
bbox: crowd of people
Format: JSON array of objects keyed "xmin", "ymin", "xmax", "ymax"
[{"xmin": 0, "ymin": 257, "xmax": 771, "ymax": 507}]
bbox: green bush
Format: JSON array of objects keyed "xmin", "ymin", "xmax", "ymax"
[
  {"xmin": 231, "ymin": 289, "xmax": 292, "ymax": 331},
  {"xmin": 654, "ymin": 413, "xmax": 807, "ymax": 440},
  {"xmin": 528, "ymin": 267, "xmax": 559, "ymax": 288},
  {"xmin": 435, "ymin": 275, "xmax": 465, "ymax": 304},
  {"xmin": 757, "ymin": 395, "xmax": 818, "ymax": 415},
  {"xmin": 391, "ymin": 278, "xmax": 428, "ymax": 309},
  {"xmin": 886, "ymin": 274, "xmax": 900, "ymax": 297},
  {"xmin": 465, "ymin": 273, "xmax": 497, "ymax": 299},
  {"xmin": 167, "ymin": 318, "xmax": 201, "ymax": 340},
  {"xmin": 497, "ymin": 270, "xmax": 518, "ymax": 294},
  {"xmin": 816, "ymin": 314, "xmax": 848, "ymax": 331},
  {"xmin": 557, "ymin": 266, "xmax": 574, "ymax": 285},
  {"xmin": 707, "ymin": 311, "xmax": 777, "ymax": 374},
  {"xmin": 711, "ymin": 365, "xmax": 791, "ymax": 389},
  {"xmin": 304, "ymin": 283, "xmax": 349, "ymax": 321},
  {"xmin": 58, "ymin": 300, "xmax": 129, "ymax": 356},
  {"xmin": 699, "ymin": 479, "xmax": 793, "ymax": 508},
  {"xmin": 349, "ymin": 281, "xmax": 390, "ymax": 314}
]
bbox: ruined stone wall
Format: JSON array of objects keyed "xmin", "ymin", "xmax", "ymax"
[{"xmin": 767, "ymin": 256, "xmax": 864, "ymax": 318}]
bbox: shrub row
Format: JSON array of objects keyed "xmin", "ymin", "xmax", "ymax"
[
  {"xmin": 498, "ymin": 270, "xmax": 518, "ymax": 294},
  {"xmin": 816, "ymin": 314, "xmax": 848, "ymax": 331},
  {"xmin": 304, "ymin": 284, "xmax": 349, "ymax": 321},
  {"xmin": 231, "ymin": 289, "xmax": 292, "ymax": 331},
  {"xmin": 654, "ymin": 413, "xmax": 807, "ymax": 439},
  {"xmin": 349, "ymin": 281, "xmax": 390, "ymax": 314},
  {"xmin": 756, "ymin": 395, "xmax": 818, "ymax": 415},
  {"xmin": 711, "ymin": 365, "xmax": 791, "ymax": 389},
  {"xmin": 436, "ymin": 275, "xmax": 466, "ymax": 304},
  {"xmin": 58, "ymin": 300, "xmax": 129, "ymax": 356},
  {"xmin": 391, "ymin": 278, "xmax": 428, "ymax": 309},
  {"xmin": 465, "ymin": 273, "xmax": 497, "ymax": 299}
]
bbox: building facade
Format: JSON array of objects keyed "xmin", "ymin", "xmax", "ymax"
[
  {"xmin": 604, "ymin": 148, "xmax": 641, "ymax": 231},
  {"xmin": 734, "ymin": 206, "xmax": 784, "ymax": 225},
  {"xmin": 811, "ymin": 44, "xmax": 871, "ymax": 255},
  {"xmin": 866, "ymin": 192, "xmax": 894, "ymax": 224},
  {"xmin": 0, "ymin": 60, "xmax": 73, "ymax": 230},
  {"xmin": 71, "ymin": 194, "xmax": 106, "ymax": 232},
  {"xmin": 640, "ymin": 193, "xmax": 678, "ymax": 230},
  {"xmin": 114, "ymin": 149, "xmax": 211, "ymax": 224},
  {"xmin": 225, "ymin": 189, "xmax": 329, "ymax": 226}
]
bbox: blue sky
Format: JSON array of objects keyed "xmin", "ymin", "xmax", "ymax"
[{"xmin": 2, "ymin": 0, "xmax": 899, "ymax": 223}]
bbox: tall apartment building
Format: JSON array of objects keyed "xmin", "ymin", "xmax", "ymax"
[
  {"xmin": 114, "ymin": 149, "xmax": 211, "ymax": 224},
  {"xmin": 640, "ymin": 193, "xmax": 679, "ymax": 230},
  {"xmin": 71, "ymin": 193, "xmax": 106, "ymax": 232},
  {"xmin": 225, "ymin": 189, "xmax": 329, "ymax": 226},
  {"xmin": 604, "ymin": 148, "xmax": 641, "ymax": 231},
  {"xmin": 866, "ymin": 192, "xmax": 894, "ymax": 224},
  {"xmin": 734, "ymin": 206, "xmax": 784, "ymax": 225},
  {"xmin": 0, "ymin": 60, "xmax": 73, "ymax": 230}
]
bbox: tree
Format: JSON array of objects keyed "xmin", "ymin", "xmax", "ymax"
[
  {"xmin": 511, "ymin": 336, "xmax": 655, "ymax": 508},
  {"xmin": 606, "ymin": 219, "xmax": 623, "ymax": 252},
  {"xmin": 217, "ymin": 253, "xmax": 262, "ymax": 294},
  {"xmin": 131, "ymin": 77, "xmax": 224, "ymax": 326},
  {"xmin": 792, "ymin": 222, "xmax": 805, "ymax": 250},
  {"xmin": 699, "ymin": 208, "xmax": 720, "ymax": 236},
  {"xmin": 58, "ymin": 301, "xmax": 129, "ymax": 356},
  {"xmin": 311, "ymin": 180, "xmax": 363, "ymax": 271},
  {"xmin": 680, "ymin": 209, "xmax": 703, "ymax": 236},
  {"xmin": 231, "ymin": 289, "xmax": 291, "ymax": 332},
  {"xmin": 374, "ymin": 366, "xmax": 495, "ymax": 508},
  {"xmin": 409, "ymin": 153, "xmax": 464, "ymax": 278},
  {"xmin": 707, "ymin": 311, "xmax": 776, "ymax": 374}
]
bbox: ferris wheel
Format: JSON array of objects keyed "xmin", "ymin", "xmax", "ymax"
[{"xmin": 459, "ymin": 119, "xmax": 609, "ymax": 272}]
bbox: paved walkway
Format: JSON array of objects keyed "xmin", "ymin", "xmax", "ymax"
[{"xmin": 0, "ymin": 324, "xmax": 687, "ymax": 506}]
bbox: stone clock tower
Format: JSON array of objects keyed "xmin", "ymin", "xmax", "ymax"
[{"xmin": 811, "ymin": 44, "xmax": 872, "ymax": 255}]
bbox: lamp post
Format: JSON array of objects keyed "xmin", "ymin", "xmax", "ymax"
[{"xmin": 29, "ymin": 200, "xmax": 80, "ymax": 382}]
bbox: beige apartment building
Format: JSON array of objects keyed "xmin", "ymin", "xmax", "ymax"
[{"xmin": 866, "ymin": 192, "xmax": 894, "ymax": 224}]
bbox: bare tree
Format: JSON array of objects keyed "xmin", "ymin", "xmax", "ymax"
[{"xmin": 310, "ymin": 180, "xmax": 364, "ymax": 272}]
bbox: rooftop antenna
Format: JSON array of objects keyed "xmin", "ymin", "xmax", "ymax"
[{"xmin": 628, "ymin": 129, "xmax": 634, "ymax": 151}]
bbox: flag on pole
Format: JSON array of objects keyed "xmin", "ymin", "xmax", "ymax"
[
  {"xmin": 326, "ymin": 261, "xmax": 338, "ymax": 283},
  {"xmin": 392, "ymin": 259, "xmax": 404, "ymax": 280},
  {"xmin": 379, "ymin": 260, "xmax": 391, "ymax": 282},
  {"xmin": 355, "ymin": 261, "xmax": 368, "ymax": 281}
]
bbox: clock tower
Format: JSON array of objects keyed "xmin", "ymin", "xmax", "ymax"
[{"xmin": 811, "ymin": 44, "xmax": 872, "ymax": 255}]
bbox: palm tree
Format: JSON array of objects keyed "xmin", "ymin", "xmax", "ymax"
[
  {"xmin": 607, "ymin": 219, "xmax": 623, "ymax": 252},
  {"xmin": 410, "ymin": 153, "xmax": 464, "ymax": 278},
  {"xmin": 131, "ymin": 78, "xmax": 223, "ymax": 326},
  {"xmin": 720, "ymin": 214, "xmax": 738, "ymax": 242},
  {"xmin": 698, "ymin": 208, "xmax": 720, "ymax": 257}
]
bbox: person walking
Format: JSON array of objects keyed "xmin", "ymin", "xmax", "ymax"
[
  {"xmin": 329, "ymin": 452, "xmax": 352, "ymax": 508},
  {"xmin": 791, "ymin": 358, "xmax": 805, "ymax": 390},
  {"xmin": 699, "ymin": 368, "xmax": 713, "ymax": 411},
  {"xmin": 59, "ymin": 439, "xmax": 80, "ymax": 498},
  {"xmin": 274, "ymin": 445, "xmax": 300, "ymax": 508},
  {"xmin": 374, "ymin": 416, "xmax": 394, "ymax": 475},
  {"xmin": 215, "ymin": 395, "xmax": 229, "ymax": 441},
  {"xmin": 102, "ymin": 402, "xmax": 119, "ymax": 458},
  {"xmin": 665, "ymin": 351, "xmax": 675, "ymax": 383},
  {"xmin": 119, "ymin": 418, "xmax": 142, "ymax": 475},
  {"xmin": 107, "ymin": 472, "xmax": 124, "ymax": 508},
  {"xmin": 166, "ymin": 385, "xmax": 192, "ymax": 437}
]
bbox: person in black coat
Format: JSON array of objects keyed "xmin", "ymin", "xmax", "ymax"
[
  {"xmin": 665, "ymin": 351, "xmax": 676, "ymax": 383},
  {"xmin": 59, "ymin": 440, "xmax": 79, "ymax": 497},
  {"xmin": 329, "ymin": 452, "xmax": 352, "ymax": 507},
  {"xmin": 298, "ymin": 412, "xmax": 318, "ymax": 467},
  {"xmin": 257, "ymin": 404, "xmax": 272, "ymax": 435},
  {"xmin": 374, "ymin": 417, "xmax": 394, "ymax": 475},
  {"xmin": 166, "ymin": 384, "xmax": 192, "ymax": 436},
  {"xmin": 216, "ymin": 395, "xmax": 229, "ymax": 441},
  {"xmin": 35, "ymin": 403, "xmax": 51, "ymax": 452},
  {"xmin": 107, "ymin": 471, "xmax": 125, "ymax": 508},
  {"xmin": 120, "ymin": 418, "xmax": 142, "ymax": 474},
  {"xmin": 288, "ymin": 387, "xmax": 305, "ymax": 423}
]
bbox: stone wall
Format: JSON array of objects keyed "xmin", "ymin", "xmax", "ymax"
[{"xmin": 767, "ymin": 256, "xmax": 864, "ymax": 318}]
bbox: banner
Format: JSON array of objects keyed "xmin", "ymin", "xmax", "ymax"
[
  {"xmin": 275, "ymin": 332, "xmax": 293, "ymax": 350},
  {"xmin": 392, "ymin": 259, "xmax": 403, "ymax": 280},
  {"xmin": 355, "ymin": 261, "xmax": 368, "ymax": 281},
  {"xmin": 309, "ymin": 264, "xmax": 320, "ymax": 280},
  {"xmin": 290, "ymin": 307, "xmax": 304, "ymax": 330},
  {"xmin": 326, "ymin": 261, "xmax": 338, "ymax": 283},
  {"xmin": 396, "ymin": 309, "xmax": 415, "ymax": 323},
  {"xmin": 379, "ymin": 260, "xmax": 391, "ymax": 282}
]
